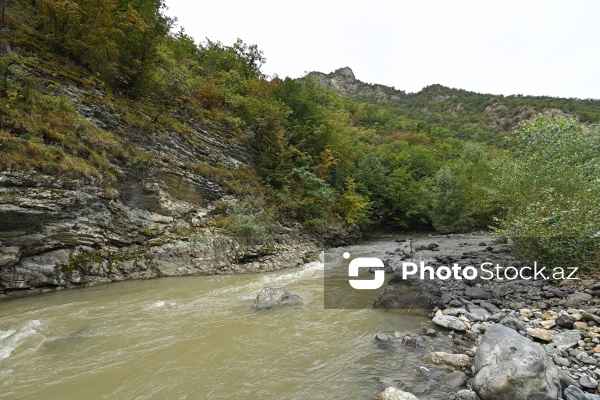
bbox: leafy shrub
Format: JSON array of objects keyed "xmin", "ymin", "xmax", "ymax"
[
  {"xmin": 495, "ymin": 115, "xmax": 600, "ymax": 269},
  {"xmin": 221, "ymin": 197, "xmax": 273, "ymax": 246}
]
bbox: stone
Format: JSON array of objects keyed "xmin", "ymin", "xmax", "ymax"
[
  {"xmin": 441, "ymin": 292, "xmax": 453, "ymax": 304},
  {"xmin": 464, "ymin": 287, "xmax": 492, "ymax": 300},
  {"xmin": 563, "ymin": 384, "xmax": 600, "ymax": 400},
  {"xmin": 420, "ymin": 327, "xmax": 438, "ymax": 336},
  {"xmin": 554, "ymin": 356, "xmax": 571, "ymax": 367},
  {"xmin": 401, "ymin": 335, "xmax": 422, "ymax": 346},
  {"xmin": 432, "ymin": 315, "xmax": 468, "ymax": 332},
  {"xmin": 539, "ymin": 320, "xmax": 556, "ymax": 329},
  {"xmin": 566, "ymin": 292, "xmax": 593, "ymax": 308},
  {"xmin": 253, "ymin": 287, "xmax": 303, "ymax": 310},
  {"xmin": 449, "ymin": 299, "xmax": 463, "ymax": 307},
  {"xmin": 467, "ymin": 308, "xmax": 488, "ymax": 320},
  {"xmin": 430, "ymin": 352, "xmax": 471, "ymax": 367},
  {"xmin": 378, "ymin": 387, "xmax": 420, "ymax": 400},
  {"xmin": 579, "ymin": 374, "xmax": 598, "ymax": 389},
  {"xmin": 520, "ymin": 308, "xmax": 533, "ymax": 319},
  {"xmin": 456, "ymin": 389, "xmax": 479, "ymax": 400},
  {"xmin": 373, "ymin": 274, "xmax": 441, "ymax": 314},
  {"xmin": 527, "ymin": 328, "xmax": 553, "ymax": 342},
  {"xmin": 574, "ymin": 321, "xmax": 590, "ymax": 330},
  {"xmin": 576, "ymin": 353, "xmax": 598, "ymax": 365},
  {"xmin": 477, "ymin": 322, "xmax": 492, "ymax": 333},
  {"xmin": 500, "ymin": 316, "xmax": 528, "ymax": 332},
  {"xmin": 556, "ymin": 314, "xmax": 575, "ymax": 329},
  {"xmin": 376, "ymin": 333, "xmax": 389, "ymax": 341},
  {"xmin": 442, "ymin": 371, "xmax": 468, "ymax": 388},
  {"xmin": 553, "ymin": 330, "xmax": 582, "ymax": 350},
  {"xmin": 480, "ymin": 302, "xmax": 500, "ymax": 314},
  {"xmin": 443, "ymin": 308, "xmax": 468, "ymax": 316},
  {"xmin": 472, "ymin": 324, "xmax": 561, "ymax": 400},
  {"xmin": 560, "ymin": 373, "xmax": 582, "ymax": 391},
  {"xmin": 582, "ymin": 312, "xmax": 600, "ymax": 325},
  {"xmin": 458, "ymin": 315, "xmax": 472, "ymax": 328}
]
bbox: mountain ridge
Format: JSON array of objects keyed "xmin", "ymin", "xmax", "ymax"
[{"xmin": 306, "ymin": 67, "xmax": 600, "ymax": 142}]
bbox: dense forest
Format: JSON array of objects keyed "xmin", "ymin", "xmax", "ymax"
[
  {"xmin": 0, "ymin": 0, "xmax": 598, "ymax": 269},
  {"xmin": 310, "ymin": 67, "xmax": 600, "ymax": 147}
]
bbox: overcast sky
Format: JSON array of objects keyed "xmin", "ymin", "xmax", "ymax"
[{"xmin": 164, "ymin": 0, "xmax": 600, "ymax": 99}]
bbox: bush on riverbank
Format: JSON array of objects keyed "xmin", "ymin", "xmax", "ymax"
[{"xmin": 495, "ymin": 115, "xmax": 600, "ymax": 269}]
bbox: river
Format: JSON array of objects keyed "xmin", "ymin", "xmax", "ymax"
[{"xmin": 0, "ymin": 238, "xmax": 434, "ymax": 400}]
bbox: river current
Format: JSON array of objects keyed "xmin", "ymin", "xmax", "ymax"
[{"xmin": 0, "ymin": 238, "xmax": 432, "ymax": 399}]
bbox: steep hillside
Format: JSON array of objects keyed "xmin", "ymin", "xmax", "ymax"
[
  {"xmin": 0, "ymin": 1, "xmax": 348, "ymax": 297},
  {"xmin": 308, "ymin": 67, "xmax": 600, "ymax": 145}
]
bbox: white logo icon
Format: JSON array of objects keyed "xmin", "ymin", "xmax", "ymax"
[{"xmin": 347, "ymin": 254, "xmax": 385, "ymax": 290}]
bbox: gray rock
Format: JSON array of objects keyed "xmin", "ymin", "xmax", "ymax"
[
  {"xmin": 566, "ymin": 292, "xmax": 593, "ymax": 308},
  {"xmin": 579, "ymin": 374, "xmax": 598, "ymax": 389},
  {"xmin": 443, "ymin": 308, "xmax": 467, "ymax": 316},
  {"xmin": 420, "ymin": 327, "xmax": 438, "ymax": 336},
  {"xmin": 449, "ymin": 299, "xmax": 463, "ymax": 307},
  {"xmin": 467, "ymin": 308, "xmax": 489, "ymax": 320},
  {"xmin": 477, "ymin": 322, "xmax": 492, "ymax": 333},
  {"xmin": 456, "ymin": 389, "xmax": 480, "ymax": 400},
  {"xmin": 500, "ymin": 316, "xmax": 528, "ymax": 332},
  {"xmin": 253, "ymin": 287, "xmax": 302, "ymax": 309},
  {"xmin": 465, "ymin": 287, "xmax": 492, "ymax": 300},
  {"xmin": 373, "ymin": 274, "xmax": 441, "ymax": 314},
  {"xmin": 564, "ymin": 384, "xmax": 600, "ymax": 400},
  {"xmin": 432, "ymin": 315, "xmax": 467, "ymax": 332},
  {"xmin": 442, "ymin": 370, "xmax": 468, "ymax": 388},
  {"xmin": 493, "ymin": 284, "xmax": 513, "ymax": 298},
  {"xmin": 479, "ymin": 302, "xmax": 500, "ymax": 314},
  {"xmin": 376, "ymin": 333, "xmax": 389, "ymax": 341},
  {"xmin": 554, "ymin": 356, "xmax": 571, "ymax": 367},
  {"xmin": 582, "ymin": 312, "xmax": 600, "ymax": 325},
  {"xmin": 401, "ymin": 335, "xmax": 422, "ymax": 346},
  {"xmin": 472, "ymin": 323, "xmax": 561, "ymax": 400},
  {"xmin": 553, "ymin": 330, "xmax": 582, "ymax": 350},
  {"xmin": 576, "ymin": 353, "xmax": 598, "ymax": 365}
]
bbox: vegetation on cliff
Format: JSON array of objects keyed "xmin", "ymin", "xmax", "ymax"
[{"xmin": 0, "ymin": 1, "xmax": 598, "ymax": 268}]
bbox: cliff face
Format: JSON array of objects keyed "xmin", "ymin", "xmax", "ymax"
[
  {"xmin": 0, "ymin": 77, "xmax": 333, "ymax": 298},
  {"xmin": 307, "ymin": 67, "xmax": 406, "ymax": 103}
]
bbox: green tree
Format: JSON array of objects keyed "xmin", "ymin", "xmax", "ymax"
[{"xmin": 495, "ymin": 115, "xmax": 600, "ymax": 269}]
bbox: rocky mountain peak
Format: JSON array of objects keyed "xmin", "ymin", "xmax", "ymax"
[
  {"xmin": 335, "ymin": 66, "xmax": 356, "ymax": 80},
  {"xmin": 306, "ymin": 67, "xmax": 405, "ymax": 103}
]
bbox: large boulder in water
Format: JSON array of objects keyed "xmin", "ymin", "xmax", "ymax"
[
  {"xmin": 253, "ymin": 287, "xmax": 303, "ymax": 310},
  {"xmin": 472, "ymin": 323, "xmax": 561, "ymax": 400},
  {"xmin": 373, "ymin": 274, "xmax": 441, "ymax": 314}
]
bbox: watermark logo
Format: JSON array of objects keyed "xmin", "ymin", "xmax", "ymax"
[
  {"xmin": 345, "ymin": 252, "xmax": 385, "ymax": 290},
  {"xmin": 324, "ymin": 249, "xmax": 580, "ymax": 309}
]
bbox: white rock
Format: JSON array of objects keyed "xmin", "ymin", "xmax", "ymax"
[
  {"xmin": 430, "ymin": 351, "xmax": 471, "ymax": 367},
  {"xmin": 378, "ymin": 387, "xmax": 419, "ymax": 400}
]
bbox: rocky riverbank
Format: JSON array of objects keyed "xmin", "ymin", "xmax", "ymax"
[
  {"xmin": 373, "ymin": 233, "xmax": 600, "ymax": 400},
  {"xmin": 0, "ymin": 169, "xmax": 355, "ymax": 300}
]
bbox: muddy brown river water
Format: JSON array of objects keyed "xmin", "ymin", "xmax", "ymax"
[{"xmin": 0, "ymin": 237, "xmax": 450, "ymax": 400}]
